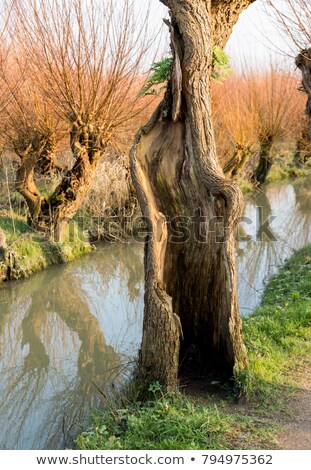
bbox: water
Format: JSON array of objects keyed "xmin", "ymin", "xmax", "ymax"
[
  {"xmin": 237, "ymin": 178, "xmax": 311, "ymax": 312},
  {"xmin": 0, "ymin": 244, "xmax": 144, "ymax": 449},
  {"xmin": 0, "ymin": 178, "xmax": 310, "ymax": 449}
]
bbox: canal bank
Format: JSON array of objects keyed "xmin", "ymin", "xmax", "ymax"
[{"xmin": 75, "ymin": 244, "xmax": 311, "ymax": 450}]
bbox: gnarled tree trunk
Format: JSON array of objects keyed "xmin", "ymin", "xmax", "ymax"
[
  {"xmin": 39, "ymin": 122, "xmax": 106, "ymax": 241},
  {"xmin": 14, "ymin": 129, "xmax": 61, "ymax": 226},
  {"xmin": 131, "ymin": 0, "xmax": 253, "ymax": 389},
  {"xmin": 14, "ymin": 122, "xmax": 106, "ymax": 241},
  {"xmin": 223, "ymin": 144, "xmax": 252, "ymax": 178},
  {"xmin": 15, "ymin": 151, "xmax": 42, "ymax": 224},
  {"xmin": 295, "ymin": 49, "xmax": 311, "ymax": 166},
  {"xmin": 251, "ymin": 134, "xmax": 274, "ymax": 186}
]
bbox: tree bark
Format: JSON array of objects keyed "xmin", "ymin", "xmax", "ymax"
[
  {"xmin": 294, "ymin": 117, "xmax": 311, "ymax": 167},
  {"xmin": 0, "ymin": 227, "xmax": 7, "ymax": 275},
  {"xmin": 251, "ymin": 135, "xmax": 274, "ymax": 186},
  {"xmin": 295, "ymin": 49, "xmax": 311, "ymax": 166},
  {"xmin": 14, "ymin": 130, "xmax": 57, "ymax": 225},
  {"xmin": 0, "ymin": 241, "xmax": 8, "ymax": 282},
  {"xmin": 14, "ymin": 122, "xmax": 106, "ymax": 241},
  {"xmin": 131, "ymin": 0, "xmax": 251, "ymax": 389},
  {"xmin": 0, "ymin": 227, "xmax": 18, "ymax": 281},
  {"xmin": 223, "ymin": 145, "xmax": 252, "ymax": 177},
  {"xmin": 40, "ymin": 122, "xmax": 106, "ymax": 241},
  {"xmin": 15, "ymin": 151, "xmax": 42, "ymax": 224},
  {"xmin": 296, "ymin": 49, "xmax": 311, "ymax": 141},
  {"xmin": 36, "ymin": 152, "xmax": 64, "ymax": 176}
]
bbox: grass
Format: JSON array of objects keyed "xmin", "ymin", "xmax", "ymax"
[
  {"xmin": 74, "ymin": 387, "xmax": 278, "ymax": 450},
  {"xmin": 235, "ymin": 148, "xmax": 311, "ymax": 195},
  {"xmin": 0, "ymin": 212, "xmax": 92, "ymax": 281},
  {"xmin": 239, "ymin": 245, "xmax": 311, "ymax": 406},
  {"xmin": 75, "ymin": 244, "xmax": 311, "ymax": 450},
  {"xmin": 267, "ymin": 153, "xmax": 311, "ymax": 183}
]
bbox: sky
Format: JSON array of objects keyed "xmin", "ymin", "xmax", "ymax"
[
  {"xmin": 134, "ymin": 0, "xmax": 302, "ymax": 73},
  {"xmin": 226, "ymin": 0, "xmax": 299, "ymax": 71}
]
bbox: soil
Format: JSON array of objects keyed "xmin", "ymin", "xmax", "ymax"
[
  {"xmin": 182, "ymin": 359, "xmax": 311, "ymax": 450},
  {"xmin": 277, "ymin": 359, "xmax": 311, "ymax": 450}
]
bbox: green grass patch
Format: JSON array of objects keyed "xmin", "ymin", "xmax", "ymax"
[
  {"xmin": 237, "ymin": 177, "xmax": 254, "ymax": 195},
  {"xmin": 0, "ymin": 212, "xmax": 92, "ymax": 280},
  {"xmin": 236, "ymin": 149, "xmax": 311, "ymax": 193},
  {"xmin": 266, "ymin": 149, "xmax": 311, "ymax": 183},
  {"xmin": 238, "ymin": 245, "xmax": 311, "ymax": 406},
  {"xmin": 0, "ymin": 214, "xmax": 30, "ymax": 241},
  {"xmin": 75, "ymin": 389, "xmax": 277, "ymax": 450}
]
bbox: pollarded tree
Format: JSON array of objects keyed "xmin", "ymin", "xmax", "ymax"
[
  {"xmin": 0, "ymin": 7, "xmax": 21, "ymax": 277},
  {"xmin": 295, "ymin": 49, "xmax": 311, "ymax": 162},
  {"xmin": 130, "ymin": 0, "xmax": 255, "ymax": 389},
  {"xmin": 1, "ymin": 77, "xmax": 66, "ymax": 224},
  {"xmin": 250, "ymin": 67, "xmax": 304, "ymax": 185},
  {"xmin": 268, "ymin": 0, "xmax": 311, "ymax": 165},
  {"xmin": 212, "ymin": 74, "xmax": 258, "ymax": 178},
  {"xmin": 10, "ymin": 0, "xmax": 150, "ymax": 240}
]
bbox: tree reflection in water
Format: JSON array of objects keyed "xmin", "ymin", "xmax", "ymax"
[
  {"xmin": 0, "ymin": 243, "xmax": 144, "ymax": 449},
  {"xmin": 237, "ymin": 180, "xmax": 311, "ymax": 313}
]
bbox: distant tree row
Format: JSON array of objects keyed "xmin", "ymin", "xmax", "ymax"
[
  {"xmin": 212, "ymin": 66, "xmax": 307, "ymax": 184},
  {"xmin": 0, "ymin": 0, "xmax": 154, "ymax": 240}
]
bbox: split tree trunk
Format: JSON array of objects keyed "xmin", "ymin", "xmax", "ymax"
[
  {"xmin": 131, "ymin": 0, "xmax": 252, "ymax": 389},
  {"xmin": 14, "ymin": 131, "xmax": 60, "ymax": 226},
  {"xmin": 296, "ymin": 49, "xmax": 311, "ymax": 140},
  {"xmin": 15, "ymin": 151, "xmax": 42, "ymax": 224}
]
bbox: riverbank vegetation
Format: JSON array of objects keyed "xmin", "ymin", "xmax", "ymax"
[
  {"xmin": 75, "ymin": 244, "xmax": 311, "ymax": 450},
  {"xmin": 0, "ymin": 212, "xmax": 91, "ymax": 281}
]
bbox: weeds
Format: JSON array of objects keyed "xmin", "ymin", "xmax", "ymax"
[{"xmin": 75, "ymin": 390, "xmax": 277, "ymax": 450}]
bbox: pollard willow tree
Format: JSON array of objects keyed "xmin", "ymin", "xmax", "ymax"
[
  {"xmin": 10, "ymin": 0, "xmax": 150, "ymax": 240},
  {"xmin": 131, "ymin": 0, "xmax": 255, "ymax": 389}
]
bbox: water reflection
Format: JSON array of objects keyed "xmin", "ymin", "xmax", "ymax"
[
  {"xmin": 237, "ymin": 178, "xmax": 311, "ymax": 313},
  {"xmin": 0, "ymin": 243, "xmax": 144, "ymax": 449}
]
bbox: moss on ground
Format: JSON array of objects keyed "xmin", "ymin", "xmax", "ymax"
[
  {"xmin": 0, "ymin": 213, "xmax": 92, "ymax": 281},
  {"xmin": 75, "ymin": 245, "xmax": 311, "ymax": 450}
]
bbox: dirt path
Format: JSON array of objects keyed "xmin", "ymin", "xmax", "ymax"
[
  {"xmin": 277, "ymin": 360, "xmax": 311, "ymax": 450},
  {"xmin": 183, "ymin": 358, "xmax": 311, "ymax": 450}
]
